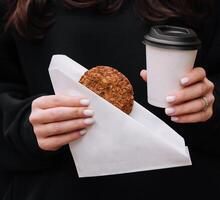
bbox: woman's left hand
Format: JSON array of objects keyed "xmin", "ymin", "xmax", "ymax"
[{"xmin": 140, "ymin": 67, "xmax": 215, "ymax": 123}]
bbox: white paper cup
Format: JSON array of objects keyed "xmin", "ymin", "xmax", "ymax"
[{"xmin": 144, "ymin": 26, "xmax": 201, "ymax": 108}]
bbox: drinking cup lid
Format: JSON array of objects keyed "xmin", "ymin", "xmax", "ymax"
[{"xmin": 143, "ymin": 25, "xmax": 201, "ymax": 50}]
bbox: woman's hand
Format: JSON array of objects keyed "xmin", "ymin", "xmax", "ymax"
[
  {"xmin": 29, "ymin": 95, "xmax": 95, "ymax": 151},
  {"xmin": 140, "ymin": 67, "xmax": 215, "ymax": 123}
]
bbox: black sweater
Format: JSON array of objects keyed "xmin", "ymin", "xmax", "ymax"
[{"xmin": 0, "ymin": 1, "xmax": 220, "ymax": 200}]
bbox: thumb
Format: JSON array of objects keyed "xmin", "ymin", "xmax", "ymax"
[{"xmin": 140, "ymin": 69, "xmax": 147, "ymax": 82}]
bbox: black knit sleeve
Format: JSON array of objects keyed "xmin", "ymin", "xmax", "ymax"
[
  {"xmin": 0, "ymin": 3, "xmax": 63, "ymax": 172},
  {"xmin": 187, "ymin": 6, "xmax": 220, "ymax": 155},
  {"xmin": 201, "ymin": 14, "xmax": 220, "ymax": 155}
]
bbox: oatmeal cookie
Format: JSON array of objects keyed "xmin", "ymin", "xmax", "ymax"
[{"xmin": 79, "ymin": 66, "xmax": 134, "ymax": 114}]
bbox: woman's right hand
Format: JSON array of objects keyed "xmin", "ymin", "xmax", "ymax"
[{"xmin": 29, "ymin": 95, "xmax": 95, "ymax": 151}]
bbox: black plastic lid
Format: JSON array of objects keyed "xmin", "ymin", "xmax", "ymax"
[{"xmin": 143, "ymin": 25, "xmax": 201, "ymax": 50}]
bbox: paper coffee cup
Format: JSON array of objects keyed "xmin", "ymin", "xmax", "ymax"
[{"xmin": 143, "ymin": 25, "xmax": 201, "ymax": 108}]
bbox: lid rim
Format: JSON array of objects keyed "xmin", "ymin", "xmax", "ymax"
[
  {"xmin": 143, "ymin": 37, "xmax": 201, "ymax": 47},
  {"xmin": 143, "ymin": 40, "xmax": 201, "ymax": 50}
]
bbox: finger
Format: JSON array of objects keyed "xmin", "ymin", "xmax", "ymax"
[
  {"xmin": 38, "ymin": 129, "xmax": 87, "ymax": 151},
  {"xmin": 170, "ymin": 108, "xmax": 213, "ymax": 123},
  {"xmin": 34, "ymin": 118, "xmax": 95, "ymax": 137},
  {"xmin": 30, "ymin": 107, "xmax": 94, "ymax": 124},
  {"xmin": 140, "ymin": 70, "xmax": 147, "ymax": 82},
  {"xmin": 165, "ymin": 93, "xmax": 215, "ymax": 116},
  {"xmin": 32, "ymin": 95, "xmax": 90, "ymax": 109},
  {"xmin": 204, "ymin": 78, "xmax": 215, "ymax": 92},
  {"xmin": 180, "ymin": 67, "xmax": 206, "ymax": 87},
  {"xmin": 166, "ymin": 81, "xmax": 210, "ymax": 105}
]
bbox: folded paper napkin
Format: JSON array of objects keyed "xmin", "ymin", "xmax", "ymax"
[{"xmin": 49, "ymin": 55, "xmax": 191, "ymax": 178}]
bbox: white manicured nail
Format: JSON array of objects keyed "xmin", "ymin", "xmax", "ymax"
[
  {"xmin": 83, "ymin": 109, "xmax": 94, "ymax": 117},
  {"xmin": 181, "ymin": 77, "xmax": 189, "ymax": 85},
  {"xmin": 80, "ymin": 99, "xmax": 90, "ymax": 106},
  {"xmin": 140, "ymin": 70, "xmax": 145, "ymax": 76},
  {"xmin": 171, "ymin": 117, "xmax": 179, "ymax": 122},
  {"xmin": 84, "ymin": 118, "xmax": 95, "ymax": 125},
  {"xmin": 165, "ymin": 108, "xmax": 176, "ymax": 115},
  {"xmin": 166, "ymin": 96, "xmax": 176, "ymax": 103},
  {"xmin": 80, "ymin": 129, "xmax": 87, "ymax": 136}
]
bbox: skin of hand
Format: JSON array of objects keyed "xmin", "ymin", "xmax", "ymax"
[
  {"xmin": 29, "ymin": 95, "xmax": 95, "ymax": 151},
  {"xmin": 140, "ymin": 67, "xmax": 215, "ymax": 123}
]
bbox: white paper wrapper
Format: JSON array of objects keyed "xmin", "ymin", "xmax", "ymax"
[{"xmin": 49, "ymin": 55, "xmax": 192, "ymax": 178}]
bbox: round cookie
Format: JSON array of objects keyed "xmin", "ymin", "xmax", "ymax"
[{"xmin": 79, "ymin": 66, "xmax": 134, "ymax": 114}]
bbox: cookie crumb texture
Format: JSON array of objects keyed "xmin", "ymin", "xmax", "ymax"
[{"xmin": 79, "ymin": 66, "xmax": 134, "ymax": 114}]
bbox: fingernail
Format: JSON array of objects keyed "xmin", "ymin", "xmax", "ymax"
[
  {"xmin": 181, "ymin": 77, "xmax": 189, "ymax": 85},
  {"xmin": 140, "ymin": 70, "xmax": 145, "ymax": 76},
  {"xmin": 84, "ymin": 118, "xmax": 95, "ymax": 125},
  {"xmin": 171, "ymin": 117, "xmax": 179, "ymax": 122},
  {"xmin": 80, "ymin": 129, "xmax": 87, "ymax": 136},
  {"xmin": 166, "ymin": 96, "xmax": 176, "ymax": 103},
  {"xmin": 80, "ymin": 99, "xmax": 90, "ymax": 106},
  {"xmin": 83, "ymin": 109, "xmax": 94, "ymax": 117},
  {"xmin": 165, "ymin": 107, "xmax": 176, "ymax": 115}
]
